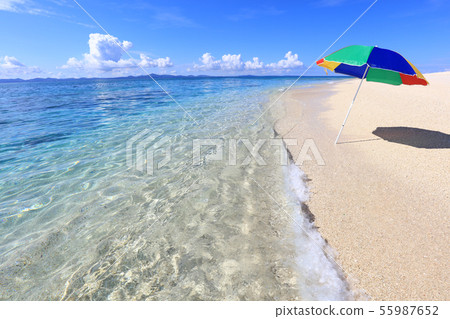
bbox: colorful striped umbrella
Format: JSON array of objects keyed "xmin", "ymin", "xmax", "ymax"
[{"xmin": 316, "ymin": 45, "xmax": 429, "ymax": 144}]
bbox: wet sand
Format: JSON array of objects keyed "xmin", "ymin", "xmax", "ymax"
[{"xmin": 273, "ymin": 72, "xmax": 450, "ymax": 300}]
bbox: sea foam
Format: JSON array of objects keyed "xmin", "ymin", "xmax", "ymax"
[{"xmin": 283, "ymin": 161, "xmax": 353, "ymax": 300}]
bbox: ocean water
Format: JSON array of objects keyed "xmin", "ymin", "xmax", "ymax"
[{"xmin": 0, "ymin": 76, "xmax": 351, "ymax": 300}]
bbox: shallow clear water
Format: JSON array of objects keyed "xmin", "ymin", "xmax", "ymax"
[{"xmin": 0, "ymin": 76, "xmax": 350, "ymax": 300}]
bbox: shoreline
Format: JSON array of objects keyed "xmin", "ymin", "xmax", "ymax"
[
  {"xmin": 282, "ymin": 160, "xmax": 356, "ymax": 300},
  {"xmin": 272, "ymin": 72, "xmax": 450, "ymax": 300},
  {"xmin": 273, "ymin": 106, "xmax": 359, "ymax": 301}
]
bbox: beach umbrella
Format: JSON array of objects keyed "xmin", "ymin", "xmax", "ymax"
[{"xmin": 316, "ymin": 45, "xmax": 429, "ymax": 144}]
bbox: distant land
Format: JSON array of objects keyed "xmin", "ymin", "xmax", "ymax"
[{"xmin": 0, "ymin": 74, "xmax": 348, "ymax": 83}]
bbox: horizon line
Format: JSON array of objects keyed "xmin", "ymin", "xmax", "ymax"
[{"xmin": 0, "ymin": 74, "xmax": 351, "ymax": 83}]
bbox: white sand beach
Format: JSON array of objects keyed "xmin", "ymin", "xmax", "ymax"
[{"xmin": 273, "ymin": 72, "xmax": 450, "ymax": 300}]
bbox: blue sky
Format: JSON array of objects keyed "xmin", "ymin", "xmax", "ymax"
[{"xmin": 0, "ymin": 0, "xmax": 449, "ymax": 78}]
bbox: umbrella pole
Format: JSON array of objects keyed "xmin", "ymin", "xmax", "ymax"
[{"xmin": 335, "ymin": 65, "xmax": 370, "ymax": 145}]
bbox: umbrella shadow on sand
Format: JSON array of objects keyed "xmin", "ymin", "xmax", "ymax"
[{"xmin": 372, "ymin": 127, "xmax": 450, "ymax": 149}]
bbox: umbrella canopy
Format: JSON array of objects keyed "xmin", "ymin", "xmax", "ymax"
[{"xmin": 316, "ymin": 45, "xmax": 428, "ymax": 86}]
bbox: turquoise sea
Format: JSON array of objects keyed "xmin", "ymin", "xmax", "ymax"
[{"xmin": 0, "ymin": 76, "xmax": 351, "ymax": 300}]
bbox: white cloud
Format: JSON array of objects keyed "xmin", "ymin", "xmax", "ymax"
[
  {"xmin": 194, "ymin": 53, "xmax": 245, "ymax": 71},
  {"xmin": 221, "ymin": 54, "xmax": 244, "ymax": 70},
  {"xmin": 1, "ymin": 56, "xmax": 26, "ymax": 68},
  {"xmin": 197, "ymin": 53, "xmax": 221, "ymax": 70},
  {"xmin": 267, "ymin": 51, "xmax": 303, "ymax": 69},
  {"xmin": 138, "ymin": 54, "xmax": 173, "ymax": 68},
  {"xmin": 0, "ymin": 0, "xmax": 26, "ymax": 12},
  {"xmin": 88, "ymin": 33, "xmax": 132, "ymax": 62},
  {"xmin": 0, "ymin": 55, "xmax": 42, "ymax": 78},
  {"xmin": 245, "ymin": 57, "xmax": 264, "ymax": 70},
  {"xmin": 0, "ymin": 0, "xmax": 54, "ymax": 15},
  {"xmin": 194, "ymin": 51, "xmax": 303, "ymax": 72},
  {"xmin": 63, "ymin": 33, "xmax": 173, "ymax": 72}
]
